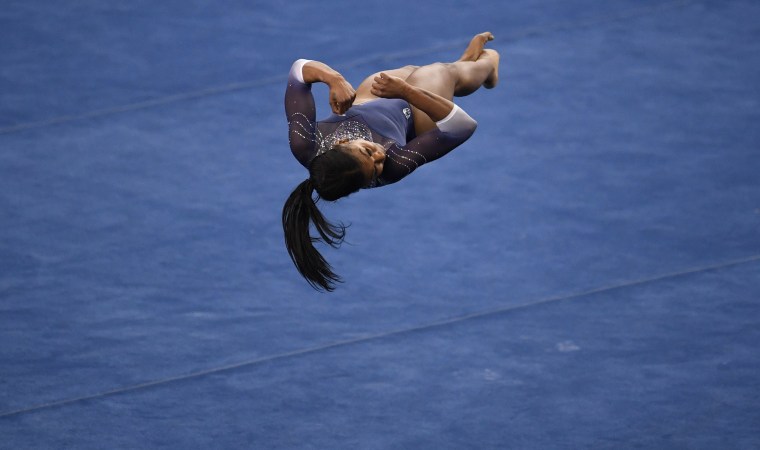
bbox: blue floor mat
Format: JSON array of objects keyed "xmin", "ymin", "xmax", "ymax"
[{"xmin": 1, "ymin": 0, "xmax": 759, "ymax": 448}]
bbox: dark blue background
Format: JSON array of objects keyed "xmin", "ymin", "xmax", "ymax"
[{"xmin": 1, "ymin": 0, "xmax": 759, "ymax": 448}]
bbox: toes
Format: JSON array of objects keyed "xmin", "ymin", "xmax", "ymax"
[{"xmin": 479, "ymin": 32, "xmax": 494, "ymax": 42}]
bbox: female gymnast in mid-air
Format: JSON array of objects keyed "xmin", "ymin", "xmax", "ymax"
[{"xmin": 282, "ymin": 32, "xmax": 500, "ymax": 291}]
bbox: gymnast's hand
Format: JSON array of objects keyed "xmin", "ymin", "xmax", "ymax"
[
  {"xmin": 328, "ymin": 77, "xmax": 356, "ymax": 115},
  {"xmin": 370, "ymin": 73, "xmax": 409, "ymax": 99}
]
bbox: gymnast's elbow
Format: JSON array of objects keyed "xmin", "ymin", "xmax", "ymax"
[
  {"xmin": 437, "ymin": 104, "xmax": 477, "ymax": 139},
  {"xmin": 455, "ymin": 117, "xmax": 478, "ymax": 141},
  {"xmin": 464, "ymin": 118, "xmax": 478, "ymax": 137}
]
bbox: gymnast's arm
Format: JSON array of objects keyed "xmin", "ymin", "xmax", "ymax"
[
  {"xmin": 370, "ymin": 73, "xmax": 477, "ymax": 184},
  {"xmin": 301, "ymin": 61, "xmax": 356, "ymax": 115},
  {"xmin": 284, "ymin": 59, "xmax": 317, "ymax": 167},
  {"xmin": 372, "ymin": 72, "xmax": 477, "ymax": 160},
  {"xmin": 285, "ymin": 59, "xmax": 356, "ymax": 167},
  {"xmin": 377, "ymin": 105, "xmax": 477, "ymax": 185}
]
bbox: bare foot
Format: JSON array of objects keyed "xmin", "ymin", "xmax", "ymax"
[
  {"xmin": 481, "ymin": 48, "xmax": 500, "ymax": 89},
  {"xmin": 459, "ymin": 32, "xmax": 494, "ymax": 62}
]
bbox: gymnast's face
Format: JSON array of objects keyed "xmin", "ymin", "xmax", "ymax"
[{"xmin": 342, "ymin": 139, "xmax": 386, "ymax": 184}]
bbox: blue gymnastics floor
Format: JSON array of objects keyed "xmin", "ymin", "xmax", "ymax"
[{"xmin": 1, "ymin": 0, "xmax": 759, "ymax": 448}]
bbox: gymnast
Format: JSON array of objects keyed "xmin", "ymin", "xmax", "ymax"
[{"xmin": 282, "ymin": 32, "xmax": 500, "ymax": 291}]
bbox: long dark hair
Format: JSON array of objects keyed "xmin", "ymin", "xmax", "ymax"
[{"xmin": 282, "ymin": 145, "xmax": 366, "ymax": 291}]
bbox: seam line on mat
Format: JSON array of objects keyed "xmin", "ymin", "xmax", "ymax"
[
  {"xmin": 1, "ymin": 251, "xmax": 757, "ymax": 419},
  {"xmin": 0, "ymin": 0, "xmax": 695, "ymax": 135}
]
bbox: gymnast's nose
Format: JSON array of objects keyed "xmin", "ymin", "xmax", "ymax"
[
  {"xmin": 372, "ymin": 143, "xmax": 386, "ymax": 160},
  {"xmin": 372, "ymin": 148, "xmax": 386, "ymax": 162}
]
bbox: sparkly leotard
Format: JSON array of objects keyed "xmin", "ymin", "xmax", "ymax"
[{"xmin": 285, "ymin": 59, "xmax": 478, "ymax": 187}]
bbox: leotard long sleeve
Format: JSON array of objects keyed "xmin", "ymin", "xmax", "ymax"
[{"xmin": 285, "ymin": 59, "xmax": 477, "ymax": 187}]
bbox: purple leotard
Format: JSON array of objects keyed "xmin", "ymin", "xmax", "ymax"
[{"xmin": 285, "ymin": 59, "xmax": 477, "ymax": 187}]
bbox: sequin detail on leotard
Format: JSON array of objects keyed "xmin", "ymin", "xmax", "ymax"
[
  {"xmin": 288, "ymin": 112, "xmax": 316, "ymax": 144},
  {"xmin": 289, "ymin": 113, "xmax": 380, "ymax": 161}
]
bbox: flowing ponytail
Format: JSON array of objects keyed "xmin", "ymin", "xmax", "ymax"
[
  {"xmin": 282, "ymin": 146, "xmax": 366, "ymax": 291},
  {"xmin": 282, "ymin": 178, "xmax": 346, "ymax": 291}
]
